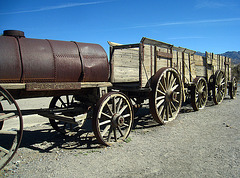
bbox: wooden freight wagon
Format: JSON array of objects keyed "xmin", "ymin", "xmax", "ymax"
[{"xmin": 108, "ymin": 37, "xmax": 237, "ymax": 125}]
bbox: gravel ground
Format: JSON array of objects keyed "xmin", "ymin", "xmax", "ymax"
[{"xmin": 1, "ymin": 88, "xmax": 240, "ymax": 178}]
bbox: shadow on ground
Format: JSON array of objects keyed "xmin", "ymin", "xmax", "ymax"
[{"xmin": 16, "ymin": 98, "xmax": 223, "ymax": 153}]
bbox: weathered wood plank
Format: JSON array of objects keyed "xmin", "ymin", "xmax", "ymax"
[
  {"xmin": 0, "ymin": 83, "xmax": 26, "ymax": 89},
  {"xmin": 157, "ymin": 51, "xmax": 173, "ymax": 59},
  {"xmin": 111, "ymin": 67, "xmax": 139, "ymax": 83}
]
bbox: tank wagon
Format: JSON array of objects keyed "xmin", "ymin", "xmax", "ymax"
[{"xmin": 0, "ymin": 30, "xmax": 237, "ymax": 169}]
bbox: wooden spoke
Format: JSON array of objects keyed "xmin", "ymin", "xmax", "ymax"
[
  {"xmin": 170, "ymin": 78, "xmax": 177, "ymax": 89},
  {"xmin": 156, "ymin": 96, "xmax": 165, "ymax": 101},
  {"xmin": 159, "ymin": 81, "xmax": 166, "ymax": 93},
  {"xmin": 113, "ymin": 128, "xmax": 117, "ymax": 142},
  {"xmin": 122, "ymin": 113, "xmax": 130, "ymax": 118},
  {"xmin": 99, "ymin": 120, "xmax": 111, "ymax": 126},
  {"xmin": 0, "ymin": 130, "xmax": 18, "ymax": 135},
  {"xmin": 116, "ymin": 98, "xmax": 123, "ymax": 113},
  {"xmin": 117, "ymin": 126, "xmax": 124, "ymax": 137},
  {"xmin": 122, "ymin": 123, "xmax": 129, "ymax": 127},
  {"xmin": 156, "ymin": 98, "xmax": 165, "ymax": 109},
  {"xmin": 101, "ymin": 125, "xmax": 111, "ymax": 136},
  {"xmin": 0, "ymin": 146, "xmax": 10, "ymax": 154},
  {"xmin": 161, "ymin": 105, "xmax": 166, "ymax": 120},
  {"xmin": 173, "ymin": 98, "xmax": 180, "ymax": 104},
  {"xmin": 170, "ymin": 101, "xmax": 177, "ymax": 112},
  {"xmin": 59, "ymin": 97, "xmax": 67, "ymax": 108},
  {"xmin": 158, "ymin": 104, "xmax": 165, "ymax": 116},
  {"xmin": 118, "ymin": 105, "xmax": 128, "ymax": 115},
  {"xmin": 168, "ymin": 103, "xmax": 173, "ymax": 118},
  {"xmin": 107, "ymin": 127, "xmax": 113, "ymax": 142},
  {"xmin": 171, "ymin": 84, "xmax": 179, "ymax": 91},
  {"xmin": 101, "ymin": 111, "xmax": 112, "ymax": 119},
  {"xmin": 106, "ymin": 103, "xmax": 114, "ymax": 116},
  {"xmin": 157, "ymin": 89, "xmax": 166, "ymax": 96},
  {"xmin": 0, "ymin": 112, "xmax": 16, "ymax": 121},
  {"xmin": 112, "ymin": 97, "xmax": 117, "ymax": 114}
]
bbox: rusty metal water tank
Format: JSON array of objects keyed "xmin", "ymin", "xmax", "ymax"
[{"xmin": 0, "ymin": 30, "xmax": 109, "ymax": 83}]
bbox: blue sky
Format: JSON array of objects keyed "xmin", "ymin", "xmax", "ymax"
[{"xmin": 1, "ymin": 0, "xmax": 240, "ymax": 54}]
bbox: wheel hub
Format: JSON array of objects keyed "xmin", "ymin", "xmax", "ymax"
[
  {"xmin": 197, "ymin": 89, "xmax": 204, "ymax": 100},
  {"xmin": 112, "ymin": 114, "xmax": 125, "ymax": 127},
  {"xmin": 165, "ymin": 90, "xmax": 174, "ymax": 102}
]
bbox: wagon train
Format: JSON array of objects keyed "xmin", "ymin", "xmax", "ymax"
[{"xmin": 0, "ymin": 30, "xmax": 237, "ymax": 169}]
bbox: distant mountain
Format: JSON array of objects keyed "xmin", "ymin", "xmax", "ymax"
[
  {"xmin": 195, "ymin": 52, "xmax": 205, "ymax": 57},
  {"xmin": 195, "ymin": 51, "xmax": 240, "ymax": 64},
  {"xmin": 220, "ymin": 51, "xmax": 240, "ymax": 64}
]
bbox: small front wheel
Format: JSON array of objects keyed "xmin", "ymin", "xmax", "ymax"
[{"xmin": 93, "ymin": 92, "xmax": 134, "ymax": 146}]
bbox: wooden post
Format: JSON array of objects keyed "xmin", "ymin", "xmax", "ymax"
[
  {"xmin": 182, "ymin": 50, "xmax": 185, "ymax": 84},
  {"xmin": 154, "ymin": 46, "xmax": 157, "ymax": 74},
  {"xmin": 139, "ymin": 42, "xmax": 144, "ymax": 88}
]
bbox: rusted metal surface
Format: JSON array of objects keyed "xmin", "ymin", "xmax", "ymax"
[
  {"xmin": 19, "ymin": 38, "xmax": 56, "ymax": 82},
  {"xmin": 0, "ymin": 30, "xmax": 109, "ymax": 84},
  {"xmin": 75, "ymin": 42, "xmax": 109, "ymax": 82},
  {"xmin": 0, "ymin": 36, "xmax": 22, "ymax": 82},
  {"xmin": 48, "ymin": 40, "xmax": 82, "ymax": 82}
]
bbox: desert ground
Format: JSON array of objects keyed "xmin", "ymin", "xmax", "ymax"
[{"xmin": 1, "ymin": 87, "xmax": 240, "ymax": 177}]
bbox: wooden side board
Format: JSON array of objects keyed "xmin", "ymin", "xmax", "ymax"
[{"xmin": 110, "ymin": 44, "xmax": 139, "ymax": 83}]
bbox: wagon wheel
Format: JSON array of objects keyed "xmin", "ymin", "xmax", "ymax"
[
  {"xmin": 213, "ymin": 70, "xmax": 227, "ymax": 105},
  {"xmin": 191, "ymin": 77, "xmax": 208, "ymax": 111},
  {"xmin": 0, "ymin": 86, "xmax": 23, "ymax": 170},
  {"xmin": 149, "ymin": 67, "xmax": 183, "ymax": 124},
  {"xmin": 229, "ymin": 77, "xmax": 237, "ymax": 99},
  {"xmin": 49, "ymin": 95, "xmax": 82, "ymax": 134},
  {"xmin": 93, "ymin": 92, "xmax": 134, "ymax": 146}
]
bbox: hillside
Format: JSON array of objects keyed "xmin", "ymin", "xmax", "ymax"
[
  {"xmin": 195, "ymin": 51, "xmax": 240, "ymax": 80},
  {"xmin": 232, "ymin": 63, "xmax": 240, "ymax": 81},
  {"xmin": 221, "ymin": 51, "xmax": 240, "ymax": 64},
  {"xmin": 196, "ymin": 51, "xmax": 240, "ymax": 64}
]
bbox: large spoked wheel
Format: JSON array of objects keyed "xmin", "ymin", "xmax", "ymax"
[
  {"xmin": 149, "ymin": 67, "xmax": 183, "ymax": 124},
  {"xmin": 49, "ymin": 95, "xmax": 82, "ymax": 134},
  {"xmin": 0, "ymin": 86, "xmax": 23, "ymax": 170},
  {"xmin": 191, "ymin": 77, "xmax": 208, "ymax": 111},
  {"xmin": 213, "ymin": 70, "xmax": 227, "ymax": 105},
  {"xmin": 229, "ymin": 77, "xmax": 237, "ymax": 99},
  {"xmin": 93, "ymin": 92, "xmax": 134, "ymax": 146}
]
